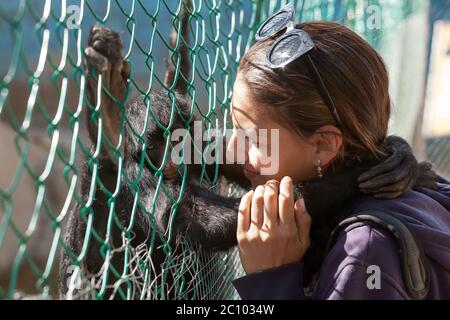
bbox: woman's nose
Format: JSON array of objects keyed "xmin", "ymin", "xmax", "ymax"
[
  {"xmin": 248, "ymin": 144, "xmax": 262, "ymax": 169},
  {"xmin": 227, "ymin": 130, "xmax": 249, "ymax": 164}
]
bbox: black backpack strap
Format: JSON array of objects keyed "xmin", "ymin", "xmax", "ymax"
[{"xmin": 325, "ymin": 210, "xmax": 430, "ymax": 300}]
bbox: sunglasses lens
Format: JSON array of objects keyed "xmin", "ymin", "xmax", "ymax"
[
  {"xmin": 268, "ymin": 32, "xmax": 314, "ymax": 67},
  {"xmin": 257, "ymin": 10, "xmax": 291, "ymax": 39}
]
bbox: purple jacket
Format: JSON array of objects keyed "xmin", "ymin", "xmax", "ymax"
[{"xmin": 232, "ymin": 177, "xmax": 450, "ymax": 300}]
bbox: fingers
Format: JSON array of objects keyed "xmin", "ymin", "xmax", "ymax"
[
  {"xmin": 357, "ymin": 152, "xmax": 406, "ymax": 183},
  {"xmin": 110, "ymin": 59, "xmax": 127, "ymax": 102},
  {"xmin": 88, "ymin": 25, "xmax": 123, "ymax": 62},
  {"xmin": 279, "ymin": 176, "xmax": 294, "ymax": 225},
  {"xmin": 85, "ymin": 47, "xmax": 108, "ymax": 72},
  {"xmin": 84, "ymin": 46, "xmax": 111, "ymax": 87},
  {"xmin": 237, "ymin": 191, "xmax": 253, "ymax": 234},
  {"xmin": 85, "ymin": 25, "xmax": 128, "ymax": 93},
  {"xmin": 373, "ymin": 191, "xmax": 404, "ymax": 199},
  {"xmin": 415, "ymin": 161, "xmax": 438, "ymax": 190},
  {"xmin": 84, "ymin": 47, "xmax": 112, "ymax": 110},
  {"xmin": 361, "ymin": 181, "xmax": 410, "ymax": 196},
  {"xmin": 122, "ymin": 61, "xmax": 131, "ymax": 81},
  {"xmin": 251, "ymin": 185, "xmax": 265, "ymax": 229},
  {"xmin": 248, "ymin": 177, "xmax": 297, "ymax": 231},
  {"xmin": 358, "ymin": 136, "xmax": 412, "ymax": 183},
  {"xmin": 263, "ymin": 180, "xmax": 279, "ymax": 229},
  {"xmin": 418, "ymin": 161, "xmax": 433, "ymax": 172},
  {"xmin": 359, "ymin": 157, "xmax": 415, "ymax": 191},
  {"xmin": 294, "ymin": 198, "xmax": 311, "ymax": 247},
  {"xmin": 358, "ymin": 136, "xmax": 421, "ymax": 198}
]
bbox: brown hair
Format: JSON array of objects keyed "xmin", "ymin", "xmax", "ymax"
[{"xmin": 239, "ymin": 21, "xmax": 390, "ymax": 168}]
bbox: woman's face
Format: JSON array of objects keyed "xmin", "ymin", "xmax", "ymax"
[{"xmin": 228, "ymin": 75, "xmax": 318, "ymax": 188}]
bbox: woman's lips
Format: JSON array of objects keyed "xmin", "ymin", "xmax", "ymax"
[{"xmin": 243, "ymin": 167, "xmax": 260, "ymax": 180}]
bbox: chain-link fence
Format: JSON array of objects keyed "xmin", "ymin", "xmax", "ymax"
[{"xmin": 0, "ymin": 0, "xmax": 447, "ymax": 300}]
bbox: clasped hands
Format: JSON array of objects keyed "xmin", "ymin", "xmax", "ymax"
[{"xmin": 237, "ymin": 177, "xmax": 312, "ymax": 274}]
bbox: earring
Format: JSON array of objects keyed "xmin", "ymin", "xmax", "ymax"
[{"xmin": 315, "ymin": 159, "xmax": 323, "ymax": 178}]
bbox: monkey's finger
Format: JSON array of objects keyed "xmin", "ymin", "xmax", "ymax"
[
  {"xmin": 250, "ymin": 185, "xmax": 265, "ymax": 230},
  {"xmin": 279, "ymin": 176, "xmax": 294, "ymax": 225},
  {"xmin": 358, "ymin": 158, "xmax": 413, "ymax": 190},
  {"xmin": 109, "ymin": 60, "xmax": 128, "ymax": 102},
  {"xmin": 85, "ymin": 52, "xmax": 111, "ymax": 99},
  {"xmin": 360, "ymin": 174, "xmax": 414, "ymax": 196},
  {"xmin": 263, "ymin": 180, "xmax": 279, "ymax": 229},
  {"xmin": 419, "ymin": 161, "xmax": 433, "ymax": 171},
  {"xmin": 415, "ymin": 162, "xmax": 439, "ymax": 189},
  {"xmin": 238, "ymin": 191, "xmax": 253, "ymax": 234},
  {"xmin": 85, "ymin": 49, "xmax": 107, "ymax": 109},
  {"xmin": 89, "ymin": 25, "xmax": 123, "ymax": 62},
  {"xmin": 84, "ymin": 73, "xmax": 97, "ymax": 108},
  {"xmin": 101, "ymin": 61, "xmax": 112, "ymax": 94},
  {"xmin": 360, "ymin": 177, "xmax": 413, "ymax": 195},
  {"xmin": 359, "ymin": 165, "xmax": 415, "ymax": 194},
  {"xmin": 358, "ymin": 135, "xmax": 413, "ymax": 183},
  {"xmin": 122, "ymin": 60, "xmax": 131, "ymax": 82},
  {"xmin": 357, "ymin": 152, "xmax": 406, "ymax": 183},
  {"xmin": 85, "ymin": 47, "xmax": 108, "ymax": 73},
  {"xmin": 373, "ymin": 191, "xmax": 404, "ymax": 200}
]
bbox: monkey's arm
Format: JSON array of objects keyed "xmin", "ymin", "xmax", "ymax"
[
  {"xmin": 176, "ymin": 136, "xmax": 438, "ymax": 252},
  {"xmin": 84, "ymin": 26, "xmax": 130, "ymax": 163},
  {"xmin": 169, "ymin": 184, "xmax": 240, "ymax": 251}
]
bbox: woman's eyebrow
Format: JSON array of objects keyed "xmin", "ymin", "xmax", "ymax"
[
  {"xmin": 230, "ymin": 100, "xmax": 243, "ymax": 129},
  {"xmin": 232, "ymin": 117, "xmax": 242, "ymax": 129},
  {"xmin": 230, "ymin": 100, "xmax": 261, "ymax": 134}
]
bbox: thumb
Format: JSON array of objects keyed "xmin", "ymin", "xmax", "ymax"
[{"xmin": 294, "ymin": 198, "xmax": 312, "ymax": 243}]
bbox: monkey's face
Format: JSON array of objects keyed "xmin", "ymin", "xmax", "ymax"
[{"xmin": 124, "ymin": 90, "xmax": 193, "ymax": 182}]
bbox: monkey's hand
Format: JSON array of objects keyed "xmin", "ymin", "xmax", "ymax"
[
  {"xmin": 357, "ymin": 135, "xmax": 438, "ymax": 199},
  {"xmin": 84, "ymin": 25, "xmax": 130, "ymax": 161}
]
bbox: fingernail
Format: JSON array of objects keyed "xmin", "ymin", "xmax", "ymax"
[
  {"xmin": 295, "ymin": 198, "xmax": 303, "ymax": 212},
  {"xmin": 284, "ymin": 176, "xmax": 293, "ymax": 184}
]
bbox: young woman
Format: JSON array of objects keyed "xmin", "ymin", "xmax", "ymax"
[{"xmin": 229, "ymin": 6, "xmax": 450, "ymax": 300}]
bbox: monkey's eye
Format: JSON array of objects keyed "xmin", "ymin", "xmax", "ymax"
[{"xmin": 147, "ymin": 144, "xmax": 155, "ymax": 151}]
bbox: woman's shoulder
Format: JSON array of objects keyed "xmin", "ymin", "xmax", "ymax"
[
  {"xmin": 323, "ymin": 220, "xmax": 404, "ymax": 277},
  {"xmin": 345, "ymin": 184, "xmax": 450, "ymax": 232},
  {"xmin": 313, "ymin": 221, "xmax": 410, "ymax": 299},
  {"xmin": 316, "ymin": 184, "xmax": 450, "ymax": 299}
]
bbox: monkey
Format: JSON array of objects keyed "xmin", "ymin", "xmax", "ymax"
[{"xmin": 59, "ymin": 0, "xmax": 437, "ymax": 299}]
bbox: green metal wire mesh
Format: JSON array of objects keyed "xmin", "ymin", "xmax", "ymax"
[{"xmin": 0, "ymin": 0, "xmax": 436, "ymax": 300}]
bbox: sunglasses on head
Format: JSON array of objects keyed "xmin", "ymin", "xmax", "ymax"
[{"xmin": 255, "ymin": 3, "xmax": 342, "ymax": 127}]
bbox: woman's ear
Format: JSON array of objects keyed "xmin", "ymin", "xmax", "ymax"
[{"xmin": 309, "ymin": 125, "xmax": 343, "ymax": 166}]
